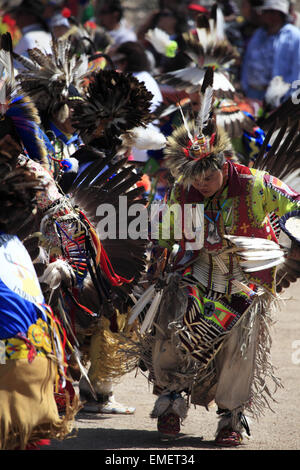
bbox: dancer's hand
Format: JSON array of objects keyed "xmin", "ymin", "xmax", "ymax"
[{"xmin": 287, "ymin": 242, "xmax": 300, "ymax": 260}]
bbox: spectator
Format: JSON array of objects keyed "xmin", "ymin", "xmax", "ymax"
[
  {"xmin": 43, "ymin": 1, "xmax": 71, "ymax": 39},
  {"xmin": 231, "ymin": 0, "xmax": 263, "ymax": 79},
  {"xmin": 6, "ymin": 0, "xmax": 52, "ymax": 61},
  {"xmin": 111, "ymin": 41, "xmax": 163, "ymax": 113},
  {"xmin": 137, "ymin": 7, "xmax": 190, "ymax": 74},
  {"xmin": 217, "ymin": 0, "xmax": 240, "ymax": 21},
  {"xmin": 239, "ymin": 0, "xmax": 263, "ymax": 51},
  {"xmin": 289, "ymin": 0, "xmax": 300, "ymax": 27},
  {"xmin": 137, "ymin": 5, "xmax": 189, "ymax": 42},
  {"xmin": 187, "ymin": 2, "xmax": 210, "ymax": 29},
  {"xmin": 241, "ymin": 0, "xmax": 300, "ymax": 102},
  {"xmin": 95, "ymin": 0, "xmax": 137, "ymax": 46}
]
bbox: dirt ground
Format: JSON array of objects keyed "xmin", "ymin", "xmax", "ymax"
[{"xmin": 43, "ymin": 281, "xmax": 300, "ymax": 453}]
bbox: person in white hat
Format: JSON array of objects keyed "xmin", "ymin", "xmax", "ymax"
[{"xmin": 241, "ymin": 0, "xmax": 300, "ymax": 103}]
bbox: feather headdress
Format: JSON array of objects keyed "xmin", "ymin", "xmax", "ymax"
[
  {"xmin": 148, "ymin": 12, "xmax": 252, "ymax": 140},
  {"xmin": 153, "ymin": 9, "xmax": 239, "ymax": 98},
  {"xmin": 163, "ymin": 67, "xmax": 233, "ymax": 185},
  {"xmin": 14, "ymin": 37, "xmax": 89, "ymax": 121},
  {"xmin": 0, "ymin": 33, "xmax": 49, "ymax": 167},
  {"xmin": 70, "ymin": 69, "xmax": 154, "ymax": 150}
]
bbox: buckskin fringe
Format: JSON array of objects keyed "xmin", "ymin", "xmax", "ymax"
[
  {"xmin": 243, "ymin": 293, "xmax": 283, "ymax": 419},
  {"xmin": 0, "ymin": 357, "xmax": 80, "ymax": 450}
]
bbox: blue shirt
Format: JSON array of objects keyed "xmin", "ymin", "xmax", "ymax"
[{"xmin": 241, "ymin": 23, "xmax": 300, "ymax": 100}]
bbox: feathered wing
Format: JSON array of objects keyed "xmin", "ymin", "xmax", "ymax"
[
  {"xmin": 21, "ymin": 148, "xmax": 149, "ymax": 336},
  {"xmin": 151, "ymin": 96, "xmax": 191, "ymax": 120},
  {"xmin": 252, "ymin": 121, "xmax": 300, "ymax": 292},
  {"xmin": 253, "ymin": 120, "xmax": 300, "ymax": 185},
  {"xmin": 155, "ymin": 65, "xmax": 235, "ymax": 97},
  {"xmin": 58, "ymin": 14, "xmax": 112, "ymax": 58},
  {"xmin": 119, "ymin": 126, "xmax": 166, "ymax": 151},
  {"xmin": 258, "ymin": 94, "xmax": 300, "ymax": 133},
  {"xmin": 264, "ymin": 76, "xmax": 291, "ymax": 110},
  {"xmin": 0, "ymin": 33, "xmax": 51, "ymax": 169},
  {"xmin": 145, "ymin": 27, "xmax": 178, "ymax": 56}
]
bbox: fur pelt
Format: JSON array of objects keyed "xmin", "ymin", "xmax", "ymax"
[{"xmin": 150, "ymin": 393, "xmax": 188, "ymax": 421}]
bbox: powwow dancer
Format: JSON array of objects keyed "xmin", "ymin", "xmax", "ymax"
[
  {"xmin": 0, "ymin": 147, "xmax": 78, "ymax": 450},
  {"xmin": 129, "ymin": 67, "xmax": 300, "ymax": 446},
  {"xmin": 0, "ymin": 32, "xmax": 159, "ymax": 416},
  {"xmin": 13, "ymin": 35, "xmax": 90, "ymax": 183},
  {"xmin": 14, "ymin": 59, "xmax": 164, "ymax": 414},
  {"xmin": 0, "ymin": 33, "xmax": 82, "ymax": 441},
  {"xmin": 67, "ymin": 68, "xmax": 166, "ymax": 414}
]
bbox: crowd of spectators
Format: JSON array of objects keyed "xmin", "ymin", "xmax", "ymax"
[
  {"xmin": 2, "ymin": 0, "xmax": 300, "ymax": 96},
  {"xmin": 1, "ymin": 0, "xmax": 300, "ymax": 163}
]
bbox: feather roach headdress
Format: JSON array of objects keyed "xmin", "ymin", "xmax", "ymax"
[
  {"xmin": 163, "ymin": 67, "xmax": 233, "ymax": 185},
  {"xmin": 14, "ymin": 36, "xmax": 89, "ymax": 122},
  {"xmin": 151, "ymin": 8, "xmax": 239, "ymax": 98},
  {"xmin": 147, "ymin": 11, "xmax": 253, "ymax": 140},
  {"xmin": 70, "ymin": 69, "xmax": 154, "ymax": 149},
  {"xmin": 0, "ymin": 33, "xmax": 49, "ymax": 167}
]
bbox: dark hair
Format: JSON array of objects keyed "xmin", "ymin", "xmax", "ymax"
[
  {"xmin": 98, "ymin": 0, "xmax": 123, "ymax": 21},
  {"xmin": 0, "ymin": 116, "xmax": 20, "ymax": 142},
  {"xmin": 151, "ymin": 8, "xmax": 189, "ymax": 35},
  {"xmin": 12, "ymin": 0, "xmax": 50, "ymax": 32},
  {"xmin": 114, "ymin": 41, "xmax": 151, "ymax": 72},
  {"xmin": 249, "ymin": 0, "xmax": 264, "ymax": 6},
  {"xmin": 13, "ymin": 0, "xmax": 46, "ymax": 15}
]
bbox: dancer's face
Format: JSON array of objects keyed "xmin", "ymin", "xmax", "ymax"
[{"xmin": 191, "ymin": 167, "xmax": 225, "ymax": 198}]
